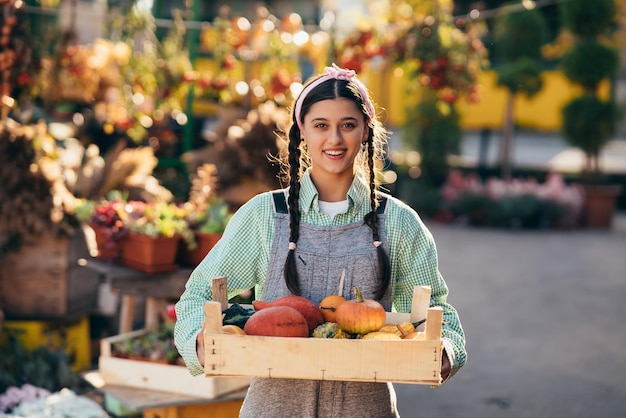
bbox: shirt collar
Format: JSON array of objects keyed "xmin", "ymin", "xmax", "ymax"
[{"xmin": 298, "ymin": 170, "xmax": 370, "ymax": 216}]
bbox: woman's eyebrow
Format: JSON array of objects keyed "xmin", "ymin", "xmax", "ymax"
[{"xmin": 310, "ymin": 116, "xmax": 359, "ymax": 123}]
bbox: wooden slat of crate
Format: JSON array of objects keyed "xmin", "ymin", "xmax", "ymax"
[
  {"xmin": 99, "ymin": 330, "xmax": 251, "ymax": 399},
  {"xmin": 0, "ymin": 230, "xmax": 100, "ymax": 319},
  {"xmin": 203, "ymin": 284, "xmax": 444, "ymax": 386},
  {"xmin": 205, "ymin": 331, "xmax": 442, "ymax": 384}
]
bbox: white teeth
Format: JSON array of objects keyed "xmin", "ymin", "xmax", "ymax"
[{"xmin": 325, "ymin": 150, "xmax": 343, "ymax": 156}]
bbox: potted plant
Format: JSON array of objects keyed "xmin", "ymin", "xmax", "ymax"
[
  {"xmin": 76, "ymin": 194, "xmax": 129, "ymax": 261},
  {"xmin": 177, "ymin": 163, "xmax": 232, "ymax": 266},
  {"xmin": 120, "ymin": 200, "xmax": 195, "ymax": 273},
  {"xmin": 559, "ymin": 0, "xmax": 622, "ymax": 228},
  {"xmin": 179, "ymin": 198, "xmax": 231, "ymax": 266},
  {"xmin": 111, "ymin": 323, "xmax": 180, "ymax": 364}
]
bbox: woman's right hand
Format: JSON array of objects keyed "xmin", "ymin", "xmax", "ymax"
[{"xmin": 196, "ymin": 321, "xmax": 206, "ymax": 366}]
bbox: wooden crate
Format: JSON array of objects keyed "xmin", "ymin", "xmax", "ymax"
[
  {"xmin": 99, "ymin": 330, "xmax": 251, "ymax": 399},
  {"xmin": 203, "ymin": 280, "xmax": 443, "ymax": 386},
  {"xmin": 0, "ymin": 229, "xmax": 100, "ymax": 319}
]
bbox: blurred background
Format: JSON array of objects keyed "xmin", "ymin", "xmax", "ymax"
[{"xmin": 1, "ymin": 1, "xmax": 625, "ymax": 417}]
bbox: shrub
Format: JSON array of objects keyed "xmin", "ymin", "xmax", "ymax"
[{"xmin": 439, "ymin": 170, "xmax": 585, "ymax": 229}]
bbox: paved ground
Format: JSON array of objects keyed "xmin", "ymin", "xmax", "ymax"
[{"xmin": 394, "ymin": 215, "xmax": 626, "ymax": 418}]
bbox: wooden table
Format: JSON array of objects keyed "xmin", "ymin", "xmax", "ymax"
[{"xmin": 85, "ymin": 260, "xmax": 193, "ymax": 333}]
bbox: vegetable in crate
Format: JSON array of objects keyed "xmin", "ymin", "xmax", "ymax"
[
  {"xmin": 222, "ymin": 303, "xmax": 255, "ymax": 328},
  {"xmin": 311, "ymin": 322, "xmax": 350, "ymax": 339},
  {"xmin": 252, "ymin": 295, "xmax": 325, "ymax": 333},
  {"xmin": 335, "ymin": 287, "xmax": 386, "ymax": 335},
  {"xmin": 361, "ymin": 331, "xmax": 402, "ymax": 340},
  {"xmin": 318, "ymin": 294, "xmax": 347, "ymax": 323},
  {"xmin": 243, "ymin": 306, "xmax": 309, "ymax": 337},
  {"xmin": 378, "ymin": 322, "xmax": 416, "ymax": 338},
  {"xmin": 222, "ymin": 325, "xmax": 246, "ymax": 335}
]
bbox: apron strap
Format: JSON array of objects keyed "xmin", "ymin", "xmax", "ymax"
[
  {"xmin": 376, "ymin": 195, "xmax": 388, "ymax": 215},
  {"xmin": 272, "ymin": 191, "xmax": 288, "ymax": 214}
]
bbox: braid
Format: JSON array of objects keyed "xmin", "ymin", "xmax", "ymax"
[
  {"xmin": 284, "ymin": 125, "xmax": 302, "ymax": 295},
  {"xmin": 362, "ymin": 131, "xmax": 391, "ymax": 300}
]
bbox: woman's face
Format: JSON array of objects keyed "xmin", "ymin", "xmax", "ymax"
[{"xmin": 302, "ymin": 98, "xmax": 368, "ymax": 183}]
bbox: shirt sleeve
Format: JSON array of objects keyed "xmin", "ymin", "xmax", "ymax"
[
  {"xmin": 389, "ymin": 201, "xmax": 467, "ymax": 379},
  {"xmin": 174, "ymin": 193, "xmax": 272, "ymax": 376}
]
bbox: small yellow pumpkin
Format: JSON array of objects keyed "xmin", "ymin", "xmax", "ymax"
[{"xmin": 361, "ymin": 331, "xmax": 402, "ymax": 340}]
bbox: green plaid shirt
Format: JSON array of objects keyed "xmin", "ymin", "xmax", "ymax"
[{"xmin": 175, "ymin": 171, "xmax": 466, "ymax": 378}]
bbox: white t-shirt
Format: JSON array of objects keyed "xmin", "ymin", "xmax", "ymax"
[{"xmin": 318, "ymin": 199, "xmax": 349, "ymax": 220}]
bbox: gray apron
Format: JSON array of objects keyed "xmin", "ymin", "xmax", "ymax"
[{"xmin": 239, "ymin": 192, "xmax": 400, "ymax": 418}]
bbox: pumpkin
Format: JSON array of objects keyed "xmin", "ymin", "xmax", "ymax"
[
  {"xmin": 361, "ymin": 331, "xmax": 402, "ymax": 340},
  {"xmin": 379, "ymin": 322, "xmax": 416, "ymax": 338},
  {"xmin": 335, "ymin": 287, "xmax": 386, "ymax": 335},
  {"xmin": 311, "ymin": 322, "xmax": 351, "ymax": 339},
  {"xmin": 222, "ymin": 324, "xmax": 246, "ymax": 335},
  {"xmin": 319, "ymin": 294, "xmax": 347, "ymax": 323}
]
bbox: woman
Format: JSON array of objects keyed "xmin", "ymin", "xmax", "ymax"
[{"xmin": 174, "ymin": 64, "xmax": 466, "ymax": 417}]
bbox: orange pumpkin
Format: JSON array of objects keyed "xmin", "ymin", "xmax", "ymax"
[
  {"xmin": 335, "ymin": 287, "xmax": 386, "ymax": 335},
  {"xmin": 319, "ymin": 294, "xmax": 347, "ymax": 323}
]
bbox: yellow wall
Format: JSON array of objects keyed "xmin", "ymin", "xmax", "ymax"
[{"xmin": 362, "ymin": 66, "xmax": 611, "ymax": 131}]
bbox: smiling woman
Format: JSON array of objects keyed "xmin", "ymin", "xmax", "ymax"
[{"xmin": 174, "ymin": 64, "xmax": 466, "ymax": 418}]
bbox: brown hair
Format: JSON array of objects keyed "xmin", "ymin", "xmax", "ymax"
[{"xmin": 280, "ymin": 74, "xmax": 391, "ymax": 300}]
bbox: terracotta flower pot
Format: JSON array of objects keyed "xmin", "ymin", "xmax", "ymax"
[
  {"xmin": 120, "ymin": 232, "xmax": 180, "ymax": 273},
  {"xmin": 582, "ymin": 184, "xmax": 623, "ymax": 229},
  {"xmin": 89, "ymin": 224, "xmax": 121, "ymax": 261},
  {"xmin": 179, "ymin": 232, "xmax": 222, "ymax": 267}
]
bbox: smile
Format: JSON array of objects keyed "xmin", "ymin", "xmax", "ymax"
[{"xmin": 324, "ymin": 150, "xmax": 345, "ymax": 156}]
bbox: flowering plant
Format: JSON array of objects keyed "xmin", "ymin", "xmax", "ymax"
[
  {"xmin": 182, "ymin": 163, "xmax": 232, "ymax": 234},
  {"xmin": 111, "ymin": 323, "xmax": 180, "ymax": 364},
  {"xmin": 185, "ymin": 199, "xmax": 231, "ymax": 234},
  {"xmin": 125, "ymin": 201, "xmax": 196, "ymax": 249},
  {"xmin": 439, "ymin": 170, "xmax": 585, "ymax": 229}
]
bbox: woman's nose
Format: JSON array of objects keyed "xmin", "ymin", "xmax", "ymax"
[{"xmin": 328, "ymin": 126, "xmax": 343, "ymax": 143}]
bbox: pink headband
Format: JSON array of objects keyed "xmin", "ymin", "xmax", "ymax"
[{"xmin": 294, "ymin": 63, "xmax": 376, "ymax": 131}]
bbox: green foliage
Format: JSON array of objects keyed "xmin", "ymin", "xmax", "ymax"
[
  {"xmin": 559, "ymin": 0, "xmax": 618, "ymax": 181},
  {"xmin": 0, "ymin": 332, "xmax": 80, "ymax": 394},
  {"xmin": 403, "ymin": 96, "xmax": 462, "ymax": 186},
  {"xmin": 493, "ymin": 4, "xmax": 548, "ymax": 63},
  {"xmin": 496, "ymin": 57, "xmax": 543, "ymax": 96},
  {"xmin": 449, "ymin": 192, "xmax": 564, "ymax": 229},
  {"xmin": 562, "ymin": 95, "xmax": 617, "ymax": 158},
  {"xmin": 560, "ymin": 0, "xmax": 617, "ymax": 39},
  {"xmin": 111, "ymin": 323, "xmax": 179, "ymax": 363},
  {"xmin": 397, "ymin": 177, "xmax": 443, "ymax": 219},
  {"xmin": 493, "ymin": 4, "xmax": 547, "ymax": 95},
  {"xmin": 560, "ymin": 41, "xmax": 620, "ymax": 91},
  {"xmin": 127, "ymin": 201, "xmax": 195, "ymax": 249},
  {"xmin": 191, "ymin": 200, "xmax": 231, "ymax": 234},
  {"xmin": 222, "ymin": 303, "xmax": 255, "ymax": 328}
]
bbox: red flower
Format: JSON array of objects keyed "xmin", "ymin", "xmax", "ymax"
[
  {"xmin": 222, "ymin": 54, "xmax": 237, "ymax": 70},
  {"xmin": 270, "ymin": 69, "xmax": 292, "ymax": 95},
  {"xmin": 16, "ymin": 73, "xmax": 30, "ymax": 86}
]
